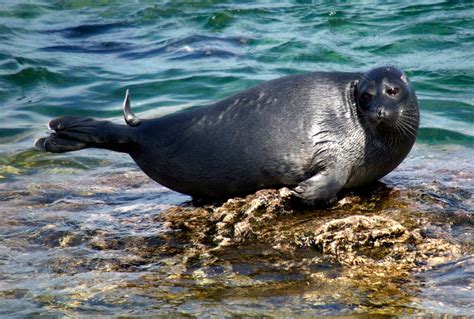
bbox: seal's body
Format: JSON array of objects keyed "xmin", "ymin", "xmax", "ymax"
[{"xmin": 35, "ymin": 66, "xmax": 419, "ymax": 204}]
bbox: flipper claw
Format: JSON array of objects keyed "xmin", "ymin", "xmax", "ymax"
[{"xmin": 123, "ymin": 89, "xmax": 141, "ymax": 127}]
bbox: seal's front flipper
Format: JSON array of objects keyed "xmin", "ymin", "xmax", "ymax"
[{"xmin": 292, "ymin": 168, "xmax": 349, "ymax": 205}]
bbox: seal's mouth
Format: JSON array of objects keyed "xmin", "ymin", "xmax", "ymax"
[
  {"xmin": 368, "ymin": 107, "xmax": 387, "ymax": 124},
  {"xmin": 365, "ymin": 107, "xmax": 419, "ymax": 141},
  {"xmin": 367, "ymin": 105, "xmax": 397, "ymax": 127}
]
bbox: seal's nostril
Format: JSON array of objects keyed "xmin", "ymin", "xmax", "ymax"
[{"xmin": 376, "ymin": 107, "xmax": 384, "ymax": 119}]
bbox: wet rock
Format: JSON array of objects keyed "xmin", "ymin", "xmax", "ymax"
[
  {"xmin": 158, "ymin": 186, "xmax": 464, "ymax": 273},
  {"xmin": 158, "ymin": 188, "xmax": 293, "ymax": 259},
  {"xmin": 148, "ymin": 184, "xmax": 470, "ymax": 315},
  {"xmin": 296, "ymin": 215, "xmax": 412, "ymax": 262}
]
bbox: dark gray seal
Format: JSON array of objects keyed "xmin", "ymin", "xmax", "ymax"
[{"xmin": 35, "ymin": 66, "xmax": 419, "ymax": 204}]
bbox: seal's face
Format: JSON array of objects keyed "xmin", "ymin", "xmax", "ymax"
[{"xmin": 355, "ymin": 66, "xmax": 419, "ymax": 138}]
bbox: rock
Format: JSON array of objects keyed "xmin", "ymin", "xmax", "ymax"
[{"xmin": 157, "ymin": 186, "xmax": 463, "ymax": 273}]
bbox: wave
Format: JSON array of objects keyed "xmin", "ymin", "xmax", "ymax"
[{"xmin": 418, "ymin": 127, "xmax": 474, "ymax": 147}]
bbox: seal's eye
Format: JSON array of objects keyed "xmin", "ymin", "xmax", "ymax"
[
  {"xmin": 386, "ymin": 87, "xmax": 400, "ymax": 97},
  {"xmin": 361, "ymin": 93, "xmax": 373, "ymax": 101}
]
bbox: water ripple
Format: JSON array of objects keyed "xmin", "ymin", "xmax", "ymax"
[
  {"xmin": 40, "ymin": 41, "xmax": 136, "ymax": 54},
  {"xmin": 119, "ymin": 34, "xmax": 250, "ymax": 60},
  {"xmin": 44, "ymin": 21, "xmax": 132, "ymax": 39}
]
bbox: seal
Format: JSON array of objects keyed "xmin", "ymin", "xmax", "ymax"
[{"xmin": 35, "ymin": 66, "xmax": 419, "ymax": 204}]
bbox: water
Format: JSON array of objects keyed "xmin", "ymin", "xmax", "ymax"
[{"xmin": 0, "ymin": 1, "xmax": 473, "ymax": 317}]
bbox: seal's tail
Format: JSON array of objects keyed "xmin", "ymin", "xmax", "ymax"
[{"xmin": 34, "ymin": 90, "xmax": 139, "ymax": 154}]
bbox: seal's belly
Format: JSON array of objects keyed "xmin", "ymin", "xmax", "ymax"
[
  {"xmin": 345, "ymin": 167, "xmax": 383, "ymax": 188},
  {"xmin": 345, "ymin": 158, "xmax": 403, "ymax": 188}
]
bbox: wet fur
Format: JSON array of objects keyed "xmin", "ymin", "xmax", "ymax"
[{"xmin": 35, "ymin": 67, "xmax": 419, "ymax": 204}]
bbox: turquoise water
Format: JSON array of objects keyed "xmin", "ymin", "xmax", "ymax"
[{"xmin": 0, "ymin": 1, "xmax": 473, "ymax": 317}]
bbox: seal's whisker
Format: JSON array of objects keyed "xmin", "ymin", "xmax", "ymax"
[
  {"xmin": 397, "ymin": 119, "xmax": 417, "ymax": 131},
  {"xmin": 395, "ymin": 118, "xmax": 417, "ymax": 139},
  {"xmin": 398, "ymin": 114, "xmax": 419, "ymax": 124},
  {"xmin": 398, "ymin": 115, "xmax": 419, "ymax": 129}
]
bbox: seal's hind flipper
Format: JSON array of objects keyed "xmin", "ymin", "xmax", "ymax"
[
  {"xmin": 34, "ymin": 134, "xmax": 88, "ymax": 153},
  {"xmin": 34, "ymin": 116, "xmax": 134, "ymax": 153},
  {"xmin": 123, "ymin": 89, "xmax": 141, "ymax": 127}
]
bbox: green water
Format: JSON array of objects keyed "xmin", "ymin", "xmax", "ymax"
[{"xmin": 0, "ymin": 1, "xmax": 473, "ymax": 317}]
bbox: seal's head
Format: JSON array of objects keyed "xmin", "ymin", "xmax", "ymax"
[{"xmin": 355, "ymin": 66, "xmax": 419, "ymax": 139}]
